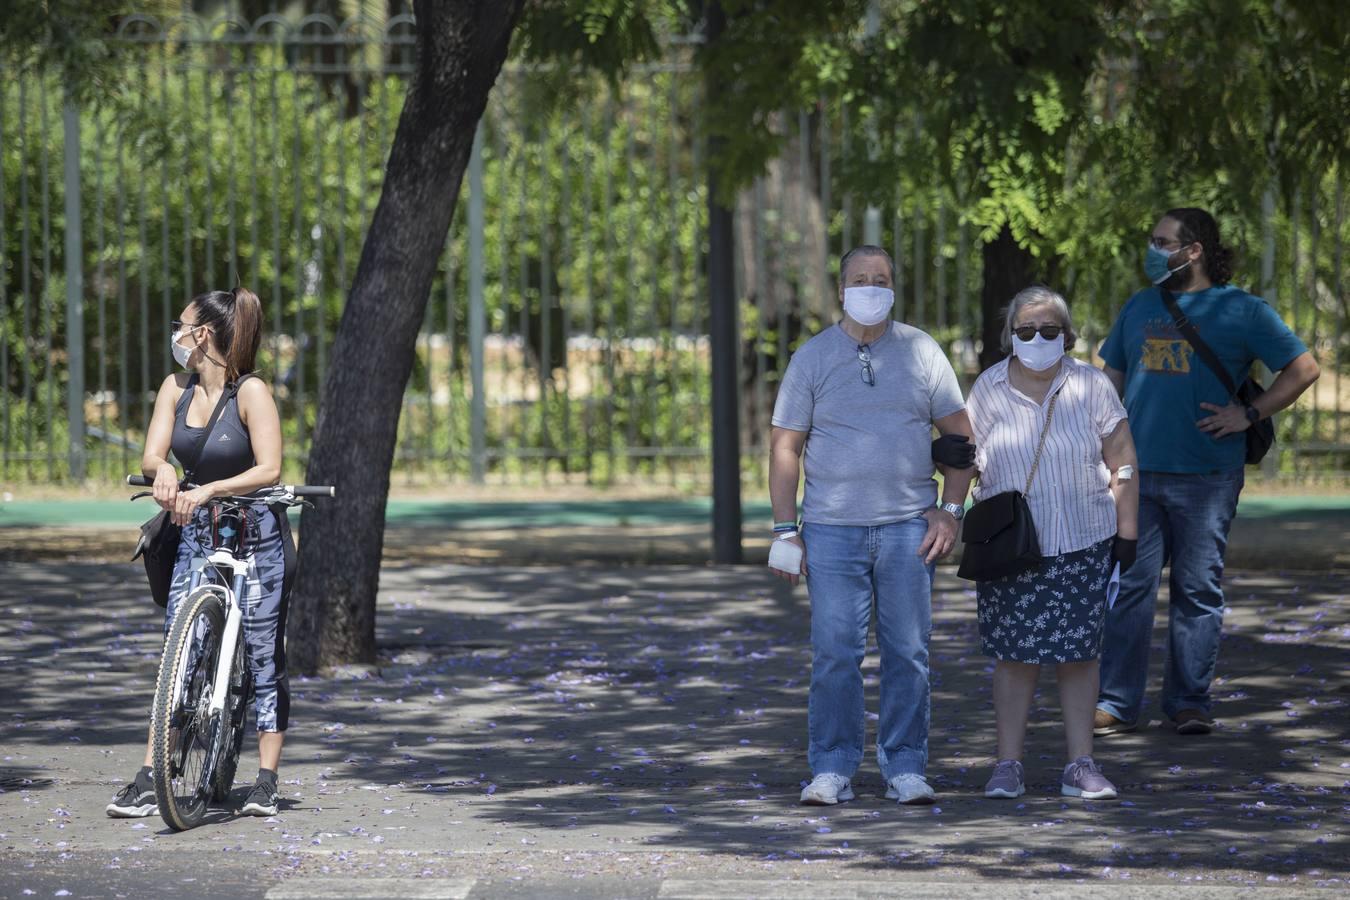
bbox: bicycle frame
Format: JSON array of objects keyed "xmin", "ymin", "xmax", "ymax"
[{"xmin": 178, "ymin": 550, "xmax": 248, "ymax": 720}]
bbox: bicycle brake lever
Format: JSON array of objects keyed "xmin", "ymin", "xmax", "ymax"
[{"xmin": 130, "ymin": 491, "xmax": 153, "ymax": 501}]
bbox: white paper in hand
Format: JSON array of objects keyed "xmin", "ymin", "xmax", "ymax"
[{"xmin": 1106, "ymin": 562, "xmax": 1122, "ymax": 609}]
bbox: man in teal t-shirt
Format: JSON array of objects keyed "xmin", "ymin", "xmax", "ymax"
[{"xmin": 1094, "ymin": 207, "xmax": 1319, "ymax": 737}]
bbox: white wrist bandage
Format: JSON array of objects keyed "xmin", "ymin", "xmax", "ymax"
[{"xmin": 768, "ymin": 537, "xmax": 803, "ymax": 575}]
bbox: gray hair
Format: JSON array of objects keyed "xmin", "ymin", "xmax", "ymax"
[
  {"xmin": 1001, "ymin": 285, "xmax": 1077, "ymax": 352},
  {"xmin": 839, "ymin": 245, "xmax": 896, "ymax": 284}
]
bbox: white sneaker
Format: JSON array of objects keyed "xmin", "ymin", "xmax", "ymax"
[
  {"xmin": 885, "ymin": 773, "xmax": 936, "ymax": 805},
  {"xmin": 799, "ymin": 773, "xmax": 854, "ymax": 806}
]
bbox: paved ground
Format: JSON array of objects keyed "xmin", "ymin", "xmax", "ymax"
[{"xmin": 1, "ymin": 550, "xmax": 1346, "ymax": 897}]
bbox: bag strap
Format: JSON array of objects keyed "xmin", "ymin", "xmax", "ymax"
[
  {"xmin": 1023, "ymin": 388, "xmax": 1061, "ymax": 496},
  {"xmin": 180, "ymin": 373, "xmax": 253, "ymax": 484},
  {"xmin": 1159, "ymin": 286, "xmax": 1239, "ymax": 398}
]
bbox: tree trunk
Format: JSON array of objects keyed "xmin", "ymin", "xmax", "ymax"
[
  {"xmin": 978, "ymin": 224, "xmax": 1038, "ymax": 371},
  {"xmin": 288, "ymin": 0, "xmax": 525, "ymax": 675}
]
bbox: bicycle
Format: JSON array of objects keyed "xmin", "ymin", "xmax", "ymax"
[{"xmin": 127, "ymin": 475, "xmax": 335, "ymax": 831}]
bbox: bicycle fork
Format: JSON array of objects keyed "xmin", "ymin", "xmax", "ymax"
[{"xmin": 186, "ymin": 550, "xmax": 249, "ymax": 719}]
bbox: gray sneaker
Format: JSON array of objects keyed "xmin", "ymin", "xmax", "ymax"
[
  {"xmin": 983, "ymin": 759, "xmax": 1025, "ymax": 798},
  {"xmin": 799, "ymin": 773, "xmax": 854, "ymax": 806},
  {"xmin": 884, "ymin": 773, "xmax": 936, "ymax": 805},
  {"xmin": 1061, "ymin": 756, "xmax": 1118, "ymax": 800}
]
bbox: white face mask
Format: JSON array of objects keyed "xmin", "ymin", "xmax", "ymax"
[
  {"xmin": 171, "ymin": 328, "xmax": 194, "ymax": 369},
  {"xmin": 1011, "ymin": 332, "xmax": 1065, "ymax": 371},
  {"xmin": 842, "ymin": 285, "xmax": 895, "ymax": 326}
]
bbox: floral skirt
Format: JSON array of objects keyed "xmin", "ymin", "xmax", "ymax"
[{"xmin": 976, "ymin": 538, "xmax": 1112, "ymax": 664}]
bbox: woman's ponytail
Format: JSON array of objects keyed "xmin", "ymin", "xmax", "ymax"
[
  {"xmin": 226, "ymin": 287, "xmax": 263, "ymax": 384},
  {"xmin": 192, "ymin": 286, "xmax": 264, "ymax": 383}
]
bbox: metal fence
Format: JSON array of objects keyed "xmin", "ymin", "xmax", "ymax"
[{"xmin": 2, "ymin": 13, "xmax": 1347, "ymax": 488}]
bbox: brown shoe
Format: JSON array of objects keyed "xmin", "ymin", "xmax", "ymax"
[
  {"xmin": 1173, "ymin": 709, "xmax": 1214, "ymax": 735},
  {"xmin": 1093, "ymin": 708, "xmax": 1138, "ymax": 736}
]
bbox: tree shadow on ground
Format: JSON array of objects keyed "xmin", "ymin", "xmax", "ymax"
[{"xmin": 1, "ymin": 560, "xmax": 1345, "ymax": 882}]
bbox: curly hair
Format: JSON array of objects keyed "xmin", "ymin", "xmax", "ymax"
[{"xmin": 1164, "ymin": 207, "xmax": 1234, "ymax": 285}]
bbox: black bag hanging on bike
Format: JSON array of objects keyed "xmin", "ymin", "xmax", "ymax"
[
  {"xmin": 1159, "ymin": 287, "xmax": 1275, "ymax": 465},
  {"xmin": 956, "ymin": 388, "xmax": 1060, "ymax": 582},
  {"xmin": 132, "ymin": 375, "xmax": 247, "ymax": 607}
]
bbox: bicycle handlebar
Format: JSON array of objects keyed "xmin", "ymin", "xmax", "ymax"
[{"xmin": 126, "ymin": 475, "xmax": 336, "ymax": 499}]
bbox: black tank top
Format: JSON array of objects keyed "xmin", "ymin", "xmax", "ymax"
[{"xmin": 170, "ymin": 375, "xmax": 256, "ymax": 484}]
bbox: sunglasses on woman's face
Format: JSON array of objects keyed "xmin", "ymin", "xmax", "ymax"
[{"xmin": 1011, "ymin": 324, "xmax": 1063, "ymax": 342}]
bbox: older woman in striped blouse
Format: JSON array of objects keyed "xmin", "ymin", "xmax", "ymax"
[{"xmin": 965, "ymin": 286, "xmax": 1140, "ymax": 802}]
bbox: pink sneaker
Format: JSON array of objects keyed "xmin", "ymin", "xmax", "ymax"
[{"xmin": 1061, "ymin": 756, "xmax": 1118, "ymax": 800}]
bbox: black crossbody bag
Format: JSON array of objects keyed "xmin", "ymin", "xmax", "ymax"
[
  {"xmin": 956, "ymin": 388, "xmax": 1060, "ymax": 582},
  {"xmin": 1159, "ymin": 287, "xmax": 1274, "ymax": 465},
  {"xmin": 132, "ymin": 375, "xmax": 248, "ymax": 607}
]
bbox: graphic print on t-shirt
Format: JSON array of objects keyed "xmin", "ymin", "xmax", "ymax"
[{"xmin": 1139, "ymin": 317, "xmax": 1193, "ymax": 375}]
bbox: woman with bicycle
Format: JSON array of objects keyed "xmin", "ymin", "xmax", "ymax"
[{"xmin": 107, "ymin": 287, "xmax": 291, "ymax": 820}]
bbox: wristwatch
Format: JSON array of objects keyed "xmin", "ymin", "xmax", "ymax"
[
  {"xmin": 1244, "ymin": 405, "xmax": 1262, "ymax": 425},
  {"xmin": 939, "ymin": 501, "xmax": 965, "ymax": 521}
]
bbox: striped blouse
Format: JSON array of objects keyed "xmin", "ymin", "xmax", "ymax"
[{"xmin": 967, "ymin": 356, "xmax": 1127, "ymax": 556}]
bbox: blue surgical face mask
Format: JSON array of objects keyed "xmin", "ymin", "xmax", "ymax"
[{"xmin": 1146, "ymin": 243, "xmax": 1191, "ymax": 285}]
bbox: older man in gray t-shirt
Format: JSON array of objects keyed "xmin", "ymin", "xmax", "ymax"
[{"xmin": 769, "ymin": 245, "xmax": 975, "ymax": 807}]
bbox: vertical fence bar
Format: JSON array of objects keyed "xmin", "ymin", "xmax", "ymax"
[
  {"xmin": 934, "ymin": 201, "xmax": 947, "ymax": 332},
  {"xmin": 62, "ymin": 97, "xmax": 86, "ymax": 481},
  {"xmin": 558, "ymin": 109, "xmax": 574, "ymax": 478},
  {"xmin": 622, "ymin": 125, "xmax": 638, "ymax": 475},
  {"xmin": 752, "ymin": 178, "xmax": 768, "ymax": 459},
  {"xmin": 94, "ymin": 109, "xmax": 108, "ymax": 479},
  {"xmin": 116, "ymin": 121, "xmax": 130, "ymax": 476},
  {"xmin": 1290, "ymin": 189, "xmax": 1302, "ymax": 478},
  {"xmin": 818, "ymin": 100, "xmax": 830, "ymax": 293},
  {"xmin": 0, "ymin": 83, "xmax": 8, "ymax": 475},
  {"xmin": 601, "ymin": 100, "xmax": 617, "ymax": 482},
  {"xmin": 1335, "ymin": 172, "xmax": 1344, "ymax": 448},
  {"xmin": 181, "ymin": 36, "xmax": 194, "ymax": 333},
  {"xmin": 468, "ymin": 125, "xmax": 486, "ymax": 484},
  {"xmin": 39, "ymin": 78, "xmax": 55, "ymax": 479},
  {"xmin": 0, "ymin": 80, "xmax": 9, "ymax": 475},
  {"xmin": 893, "ymin": 208, "xmax": 905, "ymax": 322},
  {"xmin": 1309, "ymin": 188, "xmax": 1321, "ymax": 460},
  {"xmin": 581, "ymin": 100, "xmax": 597, "ymax": 483},
  {"xmin": 1260, "ymin": 185, "xmax": 1277, "ymax": 480},
  {"xmin": 19, "ymin": 76, "xmax": 33, "ymax": 478}
]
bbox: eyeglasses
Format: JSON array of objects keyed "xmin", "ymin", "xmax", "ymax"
[
  {"xmin": 1149, "ymin": 236, "xmax": 1191, "ymax": 250},
  {"xmin": 1011, "ymin": 324, "xmax": 1064, "ymax": 342},
  {"xmin": 857, "ymin": 344, "xmax": 875, "ymax": 386},
  {"xmin": 170, "ymin": 320, "xmax": 209, "ymax": 332}
]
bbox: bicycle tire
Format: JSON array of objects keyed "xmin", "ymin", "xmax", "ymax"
[
  {"xmin": 211, "ymin": 638, "xmax": 250, "ymax": 802},
  {"xmin": 152, "ymin": 586, "xmax": 226, "ymax": 831}
]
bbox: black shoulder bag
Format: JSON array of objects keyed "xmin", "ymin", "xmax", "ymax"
[
  {"xmin": 132, "ymin": 376, "xmax": 246, "ymax": 607},
  {"xmin": 1159, "ymin": 287, "xmax": 1274, "ymax": 465},
  {"xmin": 956, "ymin": 388, "xmax": 1060, "ymax": 582}
]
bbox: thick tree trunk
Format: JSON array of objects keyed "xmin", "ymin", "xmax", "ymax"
[
  {"xmin": 288, "ymin": 0, "xmax": 525, "ymax": 674},
  {"xmin": 978, "ymin": 224, "xmax": 1038, "ymax": 371}
]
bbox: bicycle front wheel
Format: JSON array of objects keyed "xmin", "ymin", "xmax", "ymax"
[{"xmin": 152, "ymin": 586, "xmax": 226, "ymax": 831}]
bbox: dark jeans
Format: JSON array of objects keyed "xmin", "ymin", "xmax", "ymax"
[{"xmin": 1097, "ymin": 468, "xmax": 1244, "ymax": 723}]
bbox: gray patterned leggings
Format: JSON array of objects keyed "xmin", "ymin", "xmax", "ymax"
[{"xmin": 165, "ymin": 504, "xmax": 290, "ymax": 732}]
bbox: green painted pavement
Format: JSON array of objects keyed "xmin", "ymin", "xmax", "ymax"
[{"xmin": 1, "ymin": 494, "xmax": 1347, "ymax": 530}]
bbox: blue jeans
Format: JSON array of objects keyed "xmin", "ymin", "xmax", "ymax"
[
  {"xmin": 1098, "ymin": 468, "xmax": 1244, "ymax": 723},
  {"xmin": 802, "ymin": 518, "xmax": 934, "ymax": 781}
]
